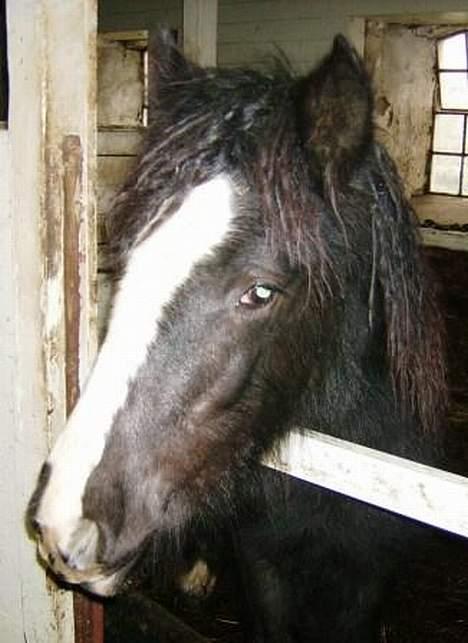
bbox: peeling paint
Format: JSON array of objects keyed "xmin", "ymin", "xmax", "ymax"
[
  {"xmin": 63, "ymin": 134, "xmax": 83, "ymax": 414},
  {"xmin": 44, "ymin": 274, "xmax": 63, "ymax": 336}
]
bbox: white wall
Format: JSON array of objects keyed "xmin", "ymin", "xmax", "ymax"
[
  {"xmin": 0, "ymin": 82, "xmax": 70, "ymax": 643},
  {"xmin": 0, "ymin": 1, "xmax": 97, "ymax": 641},
  {"xmin": 0, "ymin": 131, "xmax": 50, "ymax": 643},
  {"xmin": 0, "ymin": 5, "xmax": 73, "ymax": 631}
]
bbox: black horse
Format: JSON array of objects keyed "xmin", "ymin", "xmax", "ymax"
[{"xmin": 29, "ymin": 34, "xmax": 449, "ymax": 642}]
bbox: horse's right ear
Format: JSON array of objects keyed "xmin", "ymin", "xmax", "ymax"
[
  {"xmin": 296, "ymin": 35, "xmax": 373, "ymax": 184},
  {"xmin": 148, "ymin": 30, "xmax": 204, "ymax": 103}
]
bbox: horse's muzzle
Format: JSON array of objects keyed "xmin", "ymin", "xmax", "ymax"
[{"xmin": 30, "ymin": 516, "xmax": 118, "ymax": 596}]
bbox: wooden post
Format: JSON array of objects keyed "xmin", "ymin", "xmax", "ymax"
[
  {"xmin": 183, "ymin": 0, "xmax": 218, "ymax": 66},
  {"xmin": 45, "ymin": 0, "xmax": 102, "ymax": 638},
  {"xmin": 44, "ymin": 4, "xmax": 102, "ymax": 642},
  {"xmin": 62, "ymin": 136, "xmax": 103, "ymax": 643}
]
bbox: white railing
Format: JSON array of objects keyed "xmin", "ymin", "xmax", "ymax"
[{"xmin": 264, "ymin": 430, "xmax": 468, "ymax": 538}]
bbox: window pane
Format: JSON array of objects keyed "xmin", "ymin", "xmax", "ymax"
[
  {"xmin": 463, "ymin": 159, "xmax": 468, "ymax": 196},
  {"xmin": 430, "ymin": 154, "xmax": 462, "ymax": 194},
  {"xmin": 439, "ymin": 72, "xmax": 468, "ymax": 109},
  {"xmin": 433, "ymin": 113, "xmax": 464, "ymax": 153},
  {"xmin": 438, "ymin": 33, "xmax": 467, "ymax": 70}
]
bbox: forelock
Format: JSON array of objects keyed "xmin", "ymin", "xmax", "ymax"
[
  {"xmin": 105, "ymin": 62, "xmax": 344, "ymax": 306},
  {"xmin": 105, "ymin": 66, "xmax": 289, "ymax": 269}
]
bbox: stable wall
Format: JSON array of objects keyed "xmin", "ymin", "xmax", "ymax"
[
  {"xmin": 98, "ymin": 0, "xmax": 468, "ymax": 246},
  {"xmin": 99, "ymin": 0, "xmax": 468, "ymax": 72}
]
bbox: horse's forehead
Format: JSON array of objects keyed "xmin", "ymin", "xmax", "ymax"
[{"xmin": 86, "ymin": 174, "xmax": 239, "ymax": 431}]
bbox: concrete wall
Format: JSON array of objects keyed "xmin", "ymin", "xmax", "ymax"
[{"xmin": 366, "ymin": 22, "xmax": 437, "ymax": 196}]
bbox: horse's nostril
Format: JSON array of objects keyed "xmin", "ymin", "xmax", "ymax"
[
  {"xmin": 30, "ymin": 517, "xmax": 43, "ymax": 537},
  {"xmin": 64, "ymin": 519, "xmax": 101, "ymax": 571}
]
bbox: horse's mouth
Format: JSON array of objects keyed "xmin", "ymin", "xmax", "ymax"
[
  {"xmin": 41, "ymin": 547, "xmax": 126, "ymax": 597},
  {"xmin": 34, "ymin": 524, "xmax": 127, "ymax": 597}
]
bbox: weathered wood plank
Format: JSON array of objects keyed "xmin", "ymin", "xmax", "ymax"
[
  {"xmin": 218, "ymin": 0, "xmax": 330, "ymax": 24},
  {"xmin": 98, "ymin": 128, "xmax": 143, "ymax": 156},
  {"xmin": 413, "ymin": 194, "xmax": 468, "ymax": 226},
  {"xmin": 42, "ymin": 2, "xmax": 101, "ymax": 640},
  {"xmin": 97, "ymin": 155, "xmax": 137, "ymax": 214},
  {"xmin": 183, "ymin": 0, "xmax": 218, "ymax": 66},
  {"xmin": 99, "ymin": 30, "xmax": 148, "ymax": 43},
  {"xmin": 97, "ymin": 272, "xmax": 114, "ymax": 342},
  {"xmin": 98, "ymin": 1, "xmax": 182, "ymax": 33},
  {"xmin": 63, "ymin": 135, "xmax": 83, "ymax": 414},
  {"xmin": 98, "ymin": 40, "xmax": 145, "ymax": 127},
  {"xmin": 100, "ymin": 0, "xmax": 182, "ymax": 17},
  {"xmin": 420, "ymin": 228, "xmax": 468, "ymax": 252},
  {"xmin": 218, "ymin": 39, "xmax": 331, "ymax": 68},
  {"xmin": 218, "ymin": 17, "xmax": 323, "ymax": 43}
]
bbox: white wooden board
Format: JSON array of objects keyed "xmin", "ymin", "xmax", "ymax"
[{"xmin": 265, "ymin": 430, "xmax": 468, "ymax": 538}]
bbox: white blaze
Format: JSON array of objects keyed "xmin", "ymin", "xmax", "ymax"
[{"xmin": 36, "ymin": 176, "xmax": 236, "ymax": 551}]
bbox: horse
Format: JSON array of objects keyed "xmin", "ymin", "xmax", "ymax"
[{"xmin": 28, "ymin": 33, "xmax": 448, "ymax": 642}]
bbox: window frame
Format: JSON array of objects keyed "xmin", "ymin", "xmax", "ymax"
[{"xmin": 430, "ymin": 30, "xmax": 468, "ymax": 197}]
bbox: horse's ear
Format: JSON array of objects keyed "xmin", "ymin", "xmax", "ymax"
[
  {"xmin": 297, "ymin": 35, "xmax": 373, "ymax": 182},
  {"xmin": 148, "ymin": 30, "xmax": 204, "ymax": 107}
]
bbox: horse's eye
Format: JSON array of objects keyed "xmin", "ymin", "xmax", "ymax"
[{"xmin": 239, "ymin": 284, "xmax": 278, "ymax": 308}]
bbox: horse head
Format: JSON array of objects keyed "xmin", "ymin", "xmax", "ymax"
[{"xmin": 28, "ymin": 34, "xmax": 445, "ymax": 596}]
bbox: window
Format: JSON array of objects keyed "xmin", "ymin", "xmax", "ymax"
[{"xmin": 430, "ymin": 32, "xmax": 468, "ymax": 196}]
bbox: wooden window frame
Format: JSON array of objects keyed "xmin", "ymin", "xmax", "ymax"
[{"xmin": 430, "ymin": 31, "xmax": 468, "ymax": 197}]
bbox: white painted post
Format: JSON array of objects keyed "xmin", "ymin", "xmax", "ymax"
[
  {"xmin": 0, "ymin": 1, "xmax": 97, "ymax": 641},
  {"xmin": 265, "ymin": 430, "xmax": 468, "ymax": 538},
  {"xmin": 183, "ymin": 0, "xmax": 218, "ymax": 66}
]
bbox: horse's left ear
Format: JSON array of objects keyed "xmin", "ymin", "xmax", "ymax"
[
  {"xmin": 297, "ymin": 35, "xmax": 373, "ymax": 182},
  {"xmin": 148, "ymin": 30, "xmax": 205, "ymax": 108}
]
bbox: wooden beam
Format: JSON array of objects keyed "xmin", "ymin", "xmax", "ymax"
[
  {"xmin": 183, "ymin": 0, "xmax": 218, "ymax": 66},
  {"xmin": 265, "ymin": 430, "xmax": 468, "ymax": 538},
  {"xmin": 420, "ymin": 228, "xmax": 468, "ymax": 252}
]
